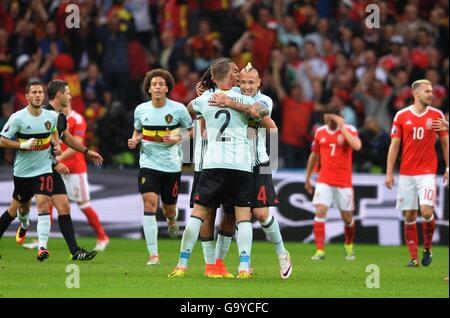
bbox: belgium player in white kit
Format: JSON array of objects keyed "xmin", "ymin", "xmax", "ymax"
[
  {"xmin": 169, "ymin": 58, "xmax": 268, "ymax": 279},
  {"xmin": 385, "ymin": 79, "xmax": 449, "ymax": 267},
  {"xmin": 129, "ymin": 69, "xmax": 193, "ymax": 265}
]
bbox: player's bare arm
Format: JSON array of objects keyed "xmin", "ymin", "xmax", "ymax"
[
  {"xmin": 305, "ymin": 152, "xmax": 319, "ymax": 194},
  {"xmin": 440, "ymin": 135, "xmax": 449, "ymax": 185},
  {"xmin": 62, "ymin": 130, "xmax": 103, "ymax": 165},
  {"xmin": 209, "ymin": 93, "xmax": 269, "ymax": 119},
  {"xmin": 385, "ymin": 137, "xmax": 401, "ymax": 189},
  {"xmin": 128, "ymin": 130, "xmax": 142, "ymax": 149},
  {"xmin": 51, "ymin": 130, "xmax": 62, "ymax": 155},
  {"xmin": 260, "ymin": 116, "xmax": 278, "ymax": 129},
  {"xmin": 187, "ymin": 101, "xmax": 197, "ymax": 115},
  {"xmin": 432, "ymin": 118, "xmax": 449, "ymax": 131},
  {"xmin": 162, "ymin": 127, "xmax": 193, "ymax": 145},
  {"xmin": 330, "ymin": 114, "xmax": 361, "ymax": 151},
  {"xmin": 54, "ymin": 159, "xmax": 70, "ymax": 175},
  {"xmin": 56, "ymin": 136, "xmax": 80, "ymax": 161},
  {"xmin": 0, "ymin": 136, "xmax": 36, "ymax": 150}
]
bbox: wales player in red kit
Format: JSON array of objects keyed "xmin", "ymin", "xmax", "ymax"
[
  {"xmin": 57, "ymin": 104, "xmax": 109, "ymax": 251},
  {"xmin": 305, "ymin": 105, "xmax": 362, "ymax": 261},
  {"xmin": 385, "ymin": 79, "xmax": 449, "ymax": 267}
]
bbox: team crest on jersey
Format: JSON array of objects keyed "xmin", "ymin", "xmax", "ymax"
[
  {"xmin": 337, "ymin": 134, "xmax": 345, "ymax": 145},
  {"xmin": 320, "ymin": 137, "xmax": 326, "ymax": 144},
  {"xmin": 426, "ymin": 118, "xmax": 433, "ymax": 130},
  {"xmin": 165, "ymin": 114, "xmax": 173, "ymax": 124},
  {"xmin": 141, "ymin": 177, "xmax": 146, "ymax": 185},
  {"xmin": 44, "ymin": 121, "xmax": 52, "ymax": 131}
]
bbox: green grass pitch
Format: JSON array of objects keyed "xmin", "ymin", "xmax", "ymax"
[{"xmin": 0, "ymin": 237, "xmax": 448, "ymax": 298}]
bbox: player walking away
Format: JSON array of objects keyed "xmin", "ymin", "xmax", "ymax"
[
  {"xmin": 128, "ymin": 69, "xmax": 193, "ymax": 266},
  {"xmin": 305, "ymin": 104, "xmax": 362, "ymax": 261},
  {"xmin": 0, "ymin": 81, "xmax": 60, "ymax": 261},
  {"xmin": 385, "ymin": 79, "xmax": 449, "ymax": 267},
  {"xmin": 169, "ymin": 58, "xmax": 268, "ymax": 279},
  {"xmin": 57, "ymin": 101, "xmax": 109, "ymax": 251},
  {"xmin": 14, "ymin": 79, "xmax": 102, "ymax": 261},
  {"xmin": 208, "ymin": 63, "xmax": 292, "ymax": 279}
]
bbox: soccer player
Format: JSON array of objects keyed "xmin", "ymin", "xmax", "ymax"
[
  {"xmin": 190, "ymin": 61, "xmax": 241, "ymax": 278},
  {"xmin": 57, "ymin": 99, "xmax": 109, "ymax": 251},
  {"xmin": 385, "ymin": 79, "xmax": 448, "ymax": 267},
  {"xmin": 128, "ymin": 69, "xmax": 193, "ymax": 265},
  {"xmin": 14, "ymin": 79, "xmax": 102, "ymax": 261},
  {"xmin": 207, "ymin": 63, "xmax": 292, "ymax": 279},
  {"xmin": 305, "ymin": 104, "xmax": 361, "ymax": 261},
  {"xmin": 169, "ymin": 58, "xmax": 268, "ymax": 279},
  {"xmin": 0, "ymin": 81, "xmax": 60, "ymax": 261}
]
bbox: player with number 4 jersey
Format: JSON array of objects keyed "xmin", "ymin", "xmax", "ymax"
[
  {"xmin": 305, "ymin": 104, "xmax": 362, "ymax": 262},
  {"xmin": 385, "ymin": 79, "xmax": 449, "ymax": 268}
]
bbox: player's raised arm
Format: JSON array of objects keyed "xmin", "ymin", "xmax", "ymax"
[{"xmin": 330, "ymin": 115, "xmax": 361, "ymax": 151}]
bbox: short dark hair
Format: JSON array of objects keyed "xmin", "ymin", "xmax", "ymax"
[
  {"xmin": 47, "ymin": 79, "xmax": 68, "ymax": 100},
  {"xmin": 143, "ymin": 69, "xmax": 175, "ymax": 98},
  {"xmin": 25, "ymin": 80, "xmax": 44, "ymax": 93},
  {"xmin": 323, "ymin": 103, "xmax": 340, "ymax": 115}
]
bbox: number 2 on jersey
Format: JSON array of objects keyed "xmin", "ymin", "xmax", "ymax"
[{"xmin": 215, "ymin": 109, "xmax": 231, "ymax": 142}]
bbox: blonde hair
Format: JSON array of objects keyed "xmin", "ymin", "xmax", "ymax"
[
  {"xmin": 244, "ymin": 62, "xmax": 254, "ymax": 72},
  {"xmin": 411, "ymin": 79, "xmax": 432, "ymax": 91}
]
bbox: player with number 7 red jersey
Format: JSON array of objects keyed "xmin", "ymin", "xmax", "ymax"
[
  {"xmin": 305, "ymin": 105, "xmax": 362, "ymax": 262},
  {"xmin": 385, "ymin": 79, "xmax": 449, "ymax": 268}
]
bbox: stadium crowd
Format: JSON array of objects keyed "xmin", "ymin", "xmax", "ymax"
[{"xmin": 0, "ymin": 0, "xmax": 448, "ymax": 171}]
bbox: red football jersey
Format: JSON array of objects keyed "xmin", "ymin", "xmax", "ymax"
[
  {"xmin": 60, "ymin": 110, "xmax": 87, "ymax": 174},
  {"xmin": 312, "ymin": 125, "xmax": 358, "ymax": 188},
  {"xmin": 390, "ymin": 105, "xmax": 448, "ymax": 175}
]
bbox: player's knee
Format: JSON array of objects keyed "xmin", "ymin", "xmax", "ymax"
[
  {"xmin": 422, "ymin": 210, "xmax": 433, "ymax": 220},
  {"xmin": 144, "ymin": 201, "xmax": 157, "ymax": 212},
  {"xmin": 221, "ymin": 214, "xmax": 236, "ymax": 231},
  {"xmin": 252, "ymin": 208, "xmax": 269, "ymax": 223},
  {"xmin": 18, "ymin": 205, "xmax": 30, "ymax": 215},
  {"xmin": 36, "ymin": 198, "xmax": 51, "ymax": 212},
  {"xmin": 421, "ymin": 208, "xmax": 434, "ymax": 220},
  {"xmin": 341, "ymin": 213, "xmax": 353, "ymax": 225},
  {"xmin": 162, "ymin": 206, "xmax": 177, "ymax": 218},
  {"xmin": 404, "ymin": 213, "xmax": 417, "ymax": 223}
]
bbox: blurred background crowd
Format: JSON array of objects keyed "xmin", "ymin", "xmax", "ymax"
[{"xmin": 0, "ymin": 0, "xmax": 448, "ymax": 172}]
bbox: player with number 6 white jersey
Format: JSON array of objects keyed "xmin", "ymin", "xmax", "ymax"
[{"xmin": 385, "ymin": 79, "xmax": 449, "ymax": 268}]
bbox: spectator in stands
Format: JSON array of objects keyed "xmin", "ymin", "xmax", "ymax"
[
  {"xmin": 272, "ymin": 50, "xmax": 315, "ymax": 168},
  {"xmin": 356, "ymin": 116, "xmax": 390, "ymax": 173},
  {"xmin": 296, "ymin": 40, "xmax": 329, "ymax": 101},
  {"xmin": 96, "ymin": 9, "xmax": 133, "ymax": 107}
]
